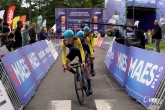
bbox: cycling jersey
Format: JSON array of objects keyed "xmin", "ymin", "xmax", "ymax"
[
  {"xmin": 62, "ymin": 37, "xmax": 85, "ymax": 65},
  {"xmin": 81, "ymin": 37, "xmax": 94, "ymax": 56},
  {"xmin": 88, "ymin": 33, "xmax": 95, "ymax": 48}
]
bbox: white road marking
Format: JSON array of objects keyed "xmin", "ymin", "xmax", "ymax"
[
  {"xmin": 47, "ymin": 100, "xmax": 71, "ymax": 110},
  {"xmin": 95, "ymin": 100, "xmax": 112, "ymax": 110}
]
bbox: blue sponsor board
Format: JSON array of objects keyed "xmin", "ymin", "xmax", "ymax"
[
  {"xmin": 1, "ymin": 49, "xmax": 37, "ymax": 105},
  {"xmin": 20, "ymin": 45, "xmax": 45, "ymax": 84},
  {"xmin": 41, "ymin": 40, "xmax": 55, "ymax": 66},
  {"xmin": 125, "ymin": 46, "xmax": 165, "ymax": 107},
  {"xmin": 106, "ymin": 41, "xmax": 129, "ymax": 87},
  {"xmin": 31, "ymin": 41, "xmax": 50, "ymax": 73}
]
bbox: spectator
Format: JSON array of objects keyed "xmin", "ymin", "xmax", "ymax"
[
  {"xmin": 0, "ymin": 18, "xmax": 3, "ymax": 34},
  {"xmin": 0, "ymin": 26, "xmax": 15, "ymax": 51},
  {"xmin": 13, "ymin": 21, "xmax": 23, "ymax": 49},
  {"xmin": 152, "ymin": 20, "xmax": 162, "ymax": 53},
  {"xmin": 48, "ymin": 28, "xmax": 54, "ymax": 40},
  {"xmin": 29, "ymin": 23, "xmax": 36, "ymax": 44},
  {"xmin": 22, "ymin": 23, "xmax": 30, "ymax": 46},
  {"xmin": 38, "ymin": 26, "xmax": 47, "ymax": 40}
]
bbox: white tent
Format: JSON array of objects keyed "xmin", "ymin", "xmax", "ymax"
[{"xmin": 52, "ymin": 24, "xmax": 56, "ymax": 32}]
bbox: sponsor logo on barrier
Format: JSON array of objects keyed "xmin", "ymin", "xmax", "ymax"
[
  {"xmin": 116, "ymin": 52, "xmax": 127, "ymax": 72},
  {"xmin": 45, "ymin": 47, "xmax": 51, "ymax": 54},
  {"xmin": 143, "ymin": 96, "xmax": 154, "ymax": 103},
  {"xmin": 96, "ymin": 38, "xmax": 104, "ymax": 47},
  {"xmin": 27, "ymin": 52, "xmax": 40, "ymax": 70},
  {"xmin": 115, "ymin": 51, "xmax": 163, "ymax": 89},
  {"xmin": 9, "ymin": 58, "xmax": 32, "ymax": 86},
  {"xmin": 38, "ymin": 50, "xmax": 46, "ymax": 59},
  {"xmin": 127, "ymin": 57, "xmax": 162, "ymax": 88},
  {"xmin": 107, "ymin": 46, "xmax": 114, "ymax": 65}
]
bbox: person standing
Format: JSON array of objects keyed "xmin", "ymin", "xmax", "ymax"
[
  {"xmin": 0, "ymin": 18, "xmax": 3, "ymax": 34},
  {"xmin": 152, "ymin": 20, "xmax": 162, "ymax": 53},
  {"xmin": 14, "ymin": 21, "xmax": 23, "ymax": 49},
  {"xmin": 22, "ymin": 23, "xmax": 30, "ymax": 46},
  {"xmin": 0, "ymin": 26, "xmax": 15, "ymax": 51},
  {"xmin": 29, "ymin": 23, "xmax": 36, "ymax": 44}
]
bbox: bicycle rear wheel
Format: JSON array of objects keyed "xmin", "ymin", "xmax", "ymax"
[{"xmin": 74, "ymin": 72, "xmax": 85, "ymax": 106}]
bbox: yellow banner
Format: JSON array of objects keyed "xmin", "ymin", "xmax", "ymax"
[{"xmin": 12, "ymin": 16, "xmax": 20, "ymax": 30}]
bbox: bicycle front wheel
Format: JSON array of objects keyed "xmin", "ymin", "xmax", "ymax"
[{"xmin": 74, "ymin": 72, "xmax": 85, "ymax": 106}]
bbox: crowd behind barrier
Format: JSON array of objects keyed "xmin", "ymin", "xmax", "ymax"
[{"xmin": 0, "ymin": 39, "xmax": 62, "ymax": 109}]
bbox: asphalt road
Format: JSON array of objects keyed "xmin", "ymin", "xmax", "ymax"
[{"xmin": 24, "ymin": 47, "xmax": 147, "ymax": 110}]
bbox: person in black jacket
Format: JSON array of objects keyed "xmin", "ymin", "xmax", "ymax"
[
  {"xmin": 29, "ymin": 23, "xmax": 36, "ymax": 44},
  {"xmin": 14, "ymin": 21, "xmax": 23, "ymax": 49},
  {"xmin": 0, "ymin": 26, "xmax": 15, "ymax": 51},
  {"xmin": 152, "ymin": 20, "xmax": 162, "ymax": 53}
]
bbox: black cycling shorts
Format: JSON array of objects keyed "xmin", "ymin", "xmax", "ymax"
[
  {"xmin": 67, "ymin": 48, "xmax": 82, "ymax": 63},
  {"xmin": 82, "ymin": 44, "xmax": 90, "ymax": 55}
]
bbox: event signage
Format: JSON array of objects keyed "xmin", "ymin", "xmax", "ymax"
[
  {"xmin": 125, "ymin": 46, "xmax": 165, "ymax": 107},
  {"xmin": 105, "ymin": 41, "xmax": 129, "ymax": 87},
  {"xmin": 31, "ymin": 41, "xmax": 50, "ymax": 73},
  {"xmin": 105, "ymin": 40, "xmax": 165, "ymax": 107},
  {"xmin": 55, "ymin": 8, "xmax": 67, "ymax": 37},
  {"xmin": 20, "ymin": 45, "xmax": 45, "ymax": 84},
  {"xmin": 1, "ymin": 49, "xmax": 37, "ymax": 105},
  {"xmin": 45, "ymin": 40, "xmax": 58, "ymax": 61},
  {"xmin": 41, "ymin": 40, "xmax": 55, "ymax": 66}
]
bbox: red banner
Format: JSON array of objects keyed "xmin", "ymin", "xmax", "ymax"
[
  {"xmin": 6, "ymin": 6, "xmax": 16, "ymax": 29},
  {"xmin": 20, "ymin": 15, "xmax": 26, "ymax": 24}
]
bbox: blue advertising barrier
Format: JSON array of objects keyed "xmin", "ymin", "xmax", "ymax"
[
  {"xmin": 1, "ymin": 49, "xmax": 37, "ymax": 105},
  {"xmin": 1, "ymin": 40, "xmax": 62, "ymax": 106},
  {"xmin": 104, "ymin": 41, "xmax": 129, "ymax": 87},
  {"xmin": 125, "ymin": 46, "xmax": 165, "ymax": 107},
  {"xmin": 31, "ymin": 41, "xmax": 50, "ymax": 74},
  {"xmin": 105, "ymin": 40, "xmax": 165, "ymax": 107},
  {"xmin": 20, "ymin": 45, "xmax": 45, "ymax": 84},
  {"xmin": 41, "ymin": 40, "xmax": 55, "ymax": 66},
  {"xmin": 52, "ymin": 39, "xmax": 62, "ymax": 54}
]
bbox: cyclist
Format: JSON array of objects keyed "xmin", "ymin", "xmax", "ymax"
[
  {"xmin": 62, "ymin": 30, "xmax": 93, "ymax": 95},
  {"xmin": 83, "ymin": 26, "xmax": 95, "ymax": 76},
  {"xmin": 76, "ymin": 31, "xmax": 95, "ymax": 76},
  {"xmin": 83, "ymin": 26, "xmax": 95, "ymax": 48}
]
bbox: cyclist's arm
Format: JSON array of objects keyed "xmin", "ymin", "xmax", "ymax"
[
  {"xmin": 89, "ymin": 33, "xmax": 95, "ymax": 47},
  {"xmin": 74, "ymin": 38, "xmax": 85, "ymax": 63},
  {"xmin": 84, "ymin": 37, "xmax": 94, "ymax": 56},
  {"xmin": 62, "ymin": 40, "xmax": 67, "ymax": 65}
]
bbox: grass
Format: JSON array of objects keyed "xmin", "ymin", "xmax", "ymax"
[{"xmin": 145, "ymin": 41, "xmax": 165, "ymax": 50}]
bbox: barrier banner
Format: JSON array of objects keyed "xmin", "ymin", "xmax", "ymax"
[
  {"xmin": 20, "ymin": 45, "xmax": 45, "ymax": 84},
  {"xmin": 95, "ymin": 37, "xmax": 113, "ymax": 50},
  {"xmin": 1, "ymin": 49, "xmax": 37, "ymax": 105},
  {"xmin": 125, "ymin": 46, "xmax": 165, "ymax": 107},
  {"xmin": 105, "ymin": 41, "xmax": 118, "ymax": 75},
  {"xmin": 0, "ymin": 80, "xmax": 14, "ymax": 110},
  {"xmin": 41, "ymin": 40, "xmax": 55, "ymax": 66},
  {"xmin": 105, "ymin": 41, "xmax": 129, "ymax": 87},
  {"xmin": 53, "ymin": 39, "xmax": 62, "ymax": 54},
  {"xmin": 31, "ymin": 42, "xmax": 50, "ymax": 73},
  {"xmin": 101, "ymin": 37, "xmax": 113, "ymax": 50},
  {"xmin": 45, "ymin": 40, "xmax": 58, "ymax": 61}
]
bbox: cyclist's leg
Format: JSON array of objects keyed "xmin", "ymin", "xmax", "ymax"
[
  {"xmin": 66, "ymin": 49, "xmax": 77, "ymax": 74},
  {"xmin": 78, "ymin": 50, "xmax": 93, "ymax": 95},
  {"xmin": 86, "ymin": 44, "xmax": 95, "ymax": 76}
]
